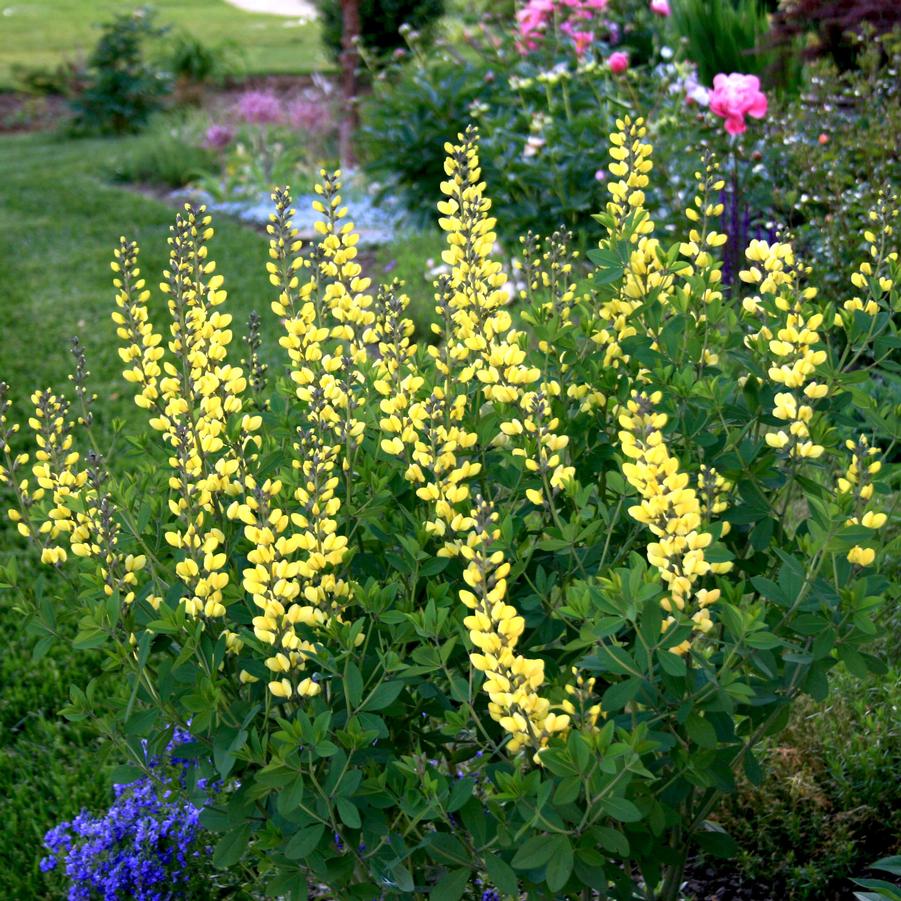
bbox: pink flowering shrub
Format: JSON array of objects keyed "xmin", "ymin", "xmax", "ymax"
[
  {"xmin": 709, "ymin": 72, "xmax": 768, "ymax": 134},
  {"xmin": 650, "ymin": 0, "xmax": 670, "ymax": 16},
  {"xmin": 516, "ymin": 0, "xmax": 609, "ymax": 56}
]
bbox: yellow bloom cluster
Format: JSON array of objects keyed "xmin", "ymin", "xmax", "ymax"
[
  {"xmin": 156, "ymin": 207, "xmax": 250, "ymax": 618},
  {"xmin": 740, "ymin": 240, "xmax": 828, "ymax": 459},
  {"xmin": 70, "ymin": 458, "xmax": 146, "ymax": 604},
  {"xmin": 500, "ymin": 384, "xmax": 575, "ymax": 507},
  {"xmin": 605, "ymin": 116, "xmax": 654, "ymax": 238},
  {"xmin": 112, "ymin": 238, "xmax": 163, "ymax": 411},
  {"xmin": 228, "ymin": 474, "xmax": 322, "ymax": 699},
  {"xmin": 679, "ymin": 159, "xmax": 727, "ymax": 324},
  {"xmin": 310, "ymin": 170, "xmax": 375, "ymax": 365},
  {"xmin": 838, "ymin": 436, "xmax": 885, "ymax": 567},
  {"xmin": 26, "ymin": 389, "xmax": 86, "ymax": 564},
  {"xmin": 1, "ymin": 384, "xmax": 49, "ymax": 553},
  {"xmin": 617, "ymin": 391, "xmax": 731, "ymax": 652},
  {"xmin": 837, "ymin": 195, "xmax": 898, "ymax": 324},
  {"xmin": 435, "ymin": 127, "xmax": 540, "ymax": 404},
  {"xmin": 461, "ymin": 495, "xmax": 568, "ymax": 756},
  {"xmin": 560, "ymin": 667, "xmax": 603, "ymax": 731},
  {"xmin": 591, "ymin": 117, "xmax": 672, "ymax": 369},
  {"xmin": 244, "ymin": 186, "xmax": 362, "ymax": 696}
]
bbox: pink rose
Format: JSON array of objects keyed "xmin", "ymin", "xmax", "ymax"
[
  {"xmin": 709, "ymin": 72, "xmax": 768, "ymax": 135},
  {"xmin": 608, "ymin": 51, "xmax": 629, "ymax": 74},
  {"xmin": 650, "ymin": 0, "xmax": 670, "ymax": 16}
]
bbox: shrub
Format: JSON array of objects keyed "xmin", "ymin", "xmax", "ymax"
[
  {"xmin": 69, "ymin": 7, "xmax": 171, "ymax": 135},
  {"xmin": 361, "ymin": 13, "xmax": 677, "ymax": 238},
  {"xmin": 0, "ymin": 118, "xmax": 898, "ymax": 900},
  {"xmin": 317, "ymin": 0, "xmax": 446, "ymax": 63}
]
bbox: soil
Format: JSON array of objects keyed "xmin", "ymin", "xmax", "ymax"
[{"xmin": 0, "ymin": 92, "xmax": 69, "ymax": 133}]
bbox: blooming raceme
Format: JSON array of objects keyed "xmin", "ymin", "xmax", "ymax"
[{"xmin": 709, "ymin": 72, "xmax": 768, "ymax": 135}]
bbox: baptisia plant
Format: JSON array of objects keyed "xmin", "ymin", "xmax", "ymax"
[{"xmin": 1, "ymin": 118, "xmax": 898, "ymax": 900}]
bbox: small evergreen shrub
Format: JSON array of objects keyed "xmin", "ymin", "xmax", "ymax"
[{"xmin": 69, "ymin": 7, "xmax": 171, "ymax": 135}]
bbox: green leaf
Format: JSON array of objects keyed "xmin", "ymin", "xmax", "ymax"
[
  {"xmin": 602, "ymin": 677, "xmax": 642, "ymax": 712},
  {"xmin": 596, "ymin": 826, "xmax": 629, "ymax": 857},
  {"xmin": 336, "ymin": 798, "xmax": 361, "ymax": 829},
  {"xmin": 545, "ymin": 836, "xmax": 574, "ymax": 892},
  {"xmin": 601, "ymin": 797, "xmax": 643, "ymax": 823},
  {"xmin": 284, "ymin": 824, "xmax": 325, "ymax": 860},
  {"xmin": 685, "ymin": 713, "xmax": 717, "ymax": 749},
  {"xmin": 364, "ymin": 680, "xmax": 405, "ymax": 711},
  {"xmin": 695, "ymin": 828, "xmax": 738, "ymax": 859},
  {"xmin": 431, "ymin": 868, "xmax": 470, "ymax": 901},
  {"xmin": 485, "ymin": 853, "xmax": 518, "ymax": 896},
  {"xmin": 872, "ymin": 856, "xmax": 901, "ymax": 877},
  {"xmin": 109, "ymin": 764, "xmax": 144, "ymax": 785},
  {"xmin": 213, "ymin": 824, "xmax": 251, "ymax": 869},
  {"xmin": 276, "ymin": 775, "xmax": 305, "ymax": 817},
  {"xmin": 426, "ymin": 833, "xmax": 469, "ymax": 866},
  {"xmin": 512, "ymin": 834, "xmax": 558, "ymax": 870},
  {"xmin": 345, "ymin": 662, "xmax": 364, "ymax": 707}
]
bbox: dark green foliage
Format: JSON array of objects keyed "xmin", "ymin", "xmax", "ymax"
[
  {"xmin": 70, "ymin": 7, "xmax": 171, "ymax": 135},
  {"xmin": 317, "ymin": 0, "xmax": 445, "ymax": 62}
]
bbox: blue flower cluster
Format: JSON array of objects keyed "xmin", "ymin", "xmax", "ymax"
[{"xmin": 40, "ymin": 727, "xmax": 213, "ymax": 901}]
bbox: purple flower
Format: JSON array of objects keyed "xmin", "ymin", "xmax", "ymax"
[
  {"xmin": 204, "ymin": 124, "xmax": 234, "ymax": 150},
  {"xmin": 286, "ymin": 98, "xmax": 328, "ymax": 134},
  {"xmin": 236, "ymin": 90, "xmax": 282, "ymax": 125},
  {"xmin": 40, "ymin": 728, "xmax": 215, "ymax": 900},
  {"xmin": 482, "ymin": 890, "xmax": 502, "ymax": 901}
]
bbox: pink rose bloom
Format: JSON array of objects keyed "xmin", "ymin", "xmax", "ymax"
[
  {"xmin": 583, "ymin": 0, "xmax": 609, "ymax": 8},
  {"xmin": 650, "ymin": 0, "xmax": 670, "ymax": 15},
  {"xmin": 709, "ymin": 72, "xmax": 768, "ymax": 135},
  {"xmin": 608, "ymin": 51, "xmax": 629, "ymax": 73}
]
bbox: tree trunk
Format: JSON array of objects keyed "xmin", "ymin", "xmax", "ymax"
[{"xmin": 338, "ymin": 0, "xmax": 361, "ymax": 169}]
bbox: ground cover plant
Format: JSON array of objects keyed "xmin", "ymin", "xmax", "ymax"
[{"xmin": 1, "ymin": 110, "xmax": 898, "ymax": 901}]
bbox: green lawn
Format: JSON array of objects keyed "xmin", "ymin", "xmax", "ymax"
[{"xmin": 0, "ymin": 0, "xmax": 325, "ymax": 89}]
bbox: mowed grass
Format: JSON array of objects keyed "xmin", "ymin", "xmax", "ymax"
[
  {"xmin": 0, "ymin": 129, "xmax": 276, "ymax": 895},
  {"xmin": 0, "ymin": 0, "xmax": 325, "ymax": 89}
]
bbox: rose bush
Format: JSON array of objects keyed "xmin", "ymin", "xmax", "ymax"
[{"xmin": 1, "ymin": 118, "xmax": 898, "ymax": 901}]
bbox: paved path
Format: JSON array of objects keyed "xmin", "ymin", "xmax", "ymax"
[{"xmin": 223, "ymin": 0, "xmax": 317, "ymax": 18}]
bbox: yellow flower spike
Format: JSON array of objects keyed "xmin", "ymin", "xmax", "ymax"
[
  {"xmin": 616, "ymin": 391, "xmax": 728, "ymax": 648},
  {"xmin": 461, "ymin": 495, "xmax": 565, "ymax": 756}
]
